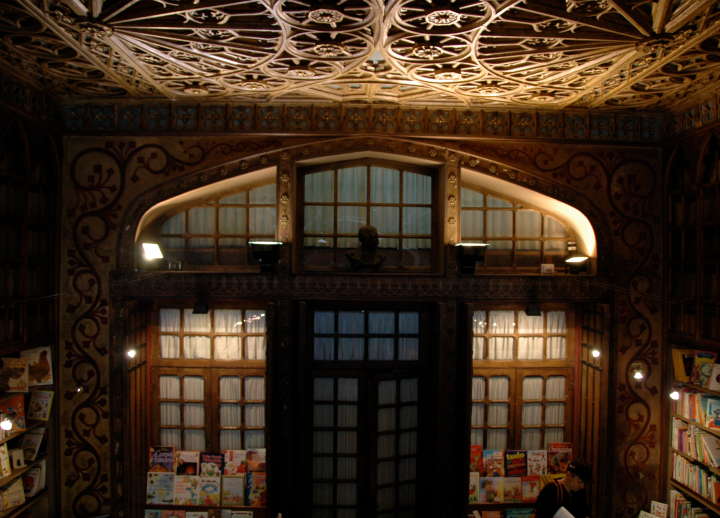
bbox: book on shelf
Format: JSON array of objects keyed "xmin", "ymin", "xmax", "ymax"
[
  {"xmin": 0, "ymin": 393, "xmax": 25, "ymax": 429},
  {"xmin": 221, "ymin": 511, "xmax": 253, "ymax": 518},
  {"xmin": 199, "ymin": 452, "xmax": 223, "ymax": 477},
  {"xmin": 708, "ymin": 364, "xmax": 720, "ymax": 392},
  {"xmin": 522, "ymin": 475, "xmax": 541, "ymax": 503},
  {"xmin": 197, "ymin": 476, "xmax": 220, "ymax": 505},
  {"xmin": 223, "ymin": 450, "xmax": 247, "ymax": 475},
  {"xmin": 175, "ymin": 450, "xmax": 200, "ymax": 476},
  {"xmin": 221, "ymin": 473, "xmax": 246, "ymax": 505},
  {"xmin": 469, "ymin": 471, "xmax": 479, "ymax": 504},
  {"xmin": 148, "ymin": 446, "xmax": 175, "ymax": 473},
  {"xmin": 22, "ymin": 458, "xmax": 45, "ymax": 498},
  {"xmin": 19, "ymin": 347, "xmax": 52, "ymax": 387},
  {"xmin": 9, "ymin": 448, "xmax": 24, "ymax": 470},
  {"xmin": 246, "ymin": 448, "xmax": 266, "ymax": 472},
  {"xmin": 505, "ymin": 509, "xmax": 535, "ymax": 518},
  {"xmin": 650, "ymin": 500, "xmax": 668, "ymax": 517},
  {"xmin": 478, "ymin": 477, "xmax": 504, "ymax": 504},
  {"xmin": 173, "ymin": 475, "xmax": 199, "ymax": 505},
  {"xmin": 505, "ymin": 450, "xmax": 527, "ymax": 477},
  {"xmin": 692, "ymin": 351, "xmax": 717, "ymax": 387},
  {"xmin": 547, "ymin": 443, "xmax": 572, "ymax": 475},
  {"xmin": 186, "ymin": 512, "xmax": 209, "ymax": 518},
  {"xmin": 0, "ymin": 444, "xmax": 11, "ymax": 478},
  {"xmin": 1, "ymin": 478, "xmax": 25, "ymax": 511},
  {"xmin": 246, "ymin": 471, "xmax": 267, "ymax": 507},
  {"xmin": 469, "ymin": 445, "xmax": 483, "ymax": 474},
  {"xmin": 0, "ymin": 358, "xmax": 28, "ymax": 393},
  {"xmin": 145, "ymin": 512, "xmax": 187, "ymax": 518},
  {"xmin": 672, "ymin": 349, "xmax": 695, "ymax": 383},
  {"xmin": 26, "ymin": 390, "xmax": 53, "ymax": 421},
  {"xmin": 705, "ymin": 398, "xmax": 720, "ymax": 429},
  {"xmin": 527, "ymin": 450, "xmax": 548, "ymax": 475},
  {"xmin": 20, "ymin": 428, "xmax": 44, "ymax": 462},
  {"xmin": 504, "ymin": 477, "xmax": 522, "ymax": 503},
  {"xmin": 483, "ymin": 450, "xmax": 505, "ymax": 477},
  {"xmin": 145, "ymin": 472, "xmax": 174, "ymax": 505},
  {"xmin": 480, "ymin": 511, "xmax": 501, "ymax": 518}
]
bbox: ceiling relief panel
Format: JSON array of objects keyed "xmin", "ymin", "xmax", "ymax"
[{"xmin": 2, "ymin": 0, "xmax": 720, "ymax": 108}]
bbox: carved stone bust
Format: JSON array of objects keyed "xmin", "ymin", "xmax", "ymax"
[{"xmin": 346, "ymin": 224, "xmax": 385, "ymax": 272}]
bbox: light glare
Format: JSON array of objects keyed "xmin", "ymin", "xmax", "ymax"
[
  {"xmin": 142, "ymin": 242, "xmax": 163, "ymax": 260},
  {"xmin": 669, "ymin": 390, "xmax": 680, "ymax": 400}
]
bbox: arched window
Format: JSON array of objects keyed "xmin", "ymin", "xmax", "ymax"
[{"xmin": 300, "ymin": 159, "xmax": 436, "ymax": 271}]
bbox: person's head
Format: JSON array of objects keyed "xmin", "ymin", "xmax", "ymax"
[{"xmin": 563, "ymin": 461, "xmax": 592, "ymax": 491}]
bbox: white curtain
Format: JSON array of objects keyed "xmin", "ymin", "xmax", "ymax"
[
  {"xmin": 160, "ymin": 336, "xmax": 180, "ymax": 358},
  {"xmin": 462, "ymin": 209, "xmax": 484, "ymax": 239},
  {"xmin": 304, "ymin": 205, "xmax": 333, "ymax": 234},
  {"xmin": 544, "ymin": 215, "xmax": 568, "ymax": 237},
  {"xmin": 522, "ymin": 429, "xmax": 542, "ymax": 450},
  {"xmin": 338, "ymin": 206, "xmax": 366, "ymax": 235},
  {"xmin": 314, "ymin": 337, "xmax": 334, "ymax": 360},
  {"xmin": 488, "ymin": 310, "xmax": 514, "ymax": 333},
  {"xmin": 214, "ymin": 309, "xmax": 242, "ymax": 332},
  {"xmin": 488, "ymin": 337, "xmax": 513, "ymax": 360},
  {"xmin": 221, "ymin": 430, "xmax": 242, "ymax": 450},
  {"xmin": 369, "ymin": 338, "xmax": 393, "ymax": 360},
  {"xmin": 338, "ymin": 166, "xmax": 366, "ymax": 203},
  {"xmin": 245, "ymin": 430, "xmax": 264, "ymax": 448},
  {"xmin": 487, "ymin": 195, "xmax": 512, "ymax": 208},
  {"xmin": 249, "ymin": 183, "xmax": 276, "ymax": 204},
  {"xmin": 184, "ymin": 403, "xmax": 204, "ymax": 426},
  {"xmin": 305, "ymin": 171, "xmax": 333, "ymax": 203},
  {"xmin": 184, "ymin": 376, "xmax": 204, "ymax": 399},
  {"xmin": 220, "ymin": 191, "xmax": 246, "ymax": 204},
  {"xmin": 160, "ymin": 403, "xmax": 180, "ymax": 426},
  {"xmin": 245, "ymin": 404, "xmax": 265, "ymax": 427},
  {"xmin": 184, "ymin": 336, "xmax": 211, "ymax": 359},
  {"xmin": 314, "ymin": 311, "xmax": 335, "ymax": 333},
  {"xmin": 339, "ymin": 311, "xmax": 364, "ymax": 334},
  {"xmin": 486, "ymin": 210, "xmax": 513, "ymax": 237},
  {"xmin": 522, "ymin": 377, "xmax": 543, "ymax": 400},
  {"xmin": 314, "ymin": 378, "xmax": 334, "ymax": 401},
  {"xmin": 522, "ymin": 403, "xmax": 542, "ymax": 426},
  {"xmin": 486, "ymin": 429, "xmax": 507, "ymax": 450},
  {"xmin": 246, "ymin": 336, "xmax": 266, "ymax": 360},
  {"xmin": 371, "ymin": 206, "xmax": 399, "ymax": 235},
  {"xmin": 379, "ymin": 380, "xmax": 396, "ymax": 405},
  {"xmin": 402, "ymin": 207, "xmax": 431, "ymax": 235},
  {"xmin": 160, "ymin": 429, "xmax": 181, "ymax": 448},
  {"xmin": 403, "ymin": 171, "xmax": 431, "ymax": 204},
  {"xmin": 487, "ymin": 404, "xmax": 508, "ymax": 426},
  {"xmin": 473, "ymin": 337, "xmax": 484, "ymax": 360},
  {"xmin": 338, "ymin": 378, "xmax": 358, "ymax": 401},
  {"xmin": 399, "ymin": 312, "xmax": 419, "ymax": 333},
  {"xmin": 314, "ymin": 404, "xmax": 333, "ymax": 427},
  {"xmin": 488, "ymin": 377, "xmax": 509, "ymax": 400},
  {"xmin": 245, "ymin": 377, "xmax": 265, "ymax": 400},
  {"xmin": 547, "ymin": 337, "xmax": 566, "ymax": 359},
  {"xmin": 337, "ymin": 431, "xmax": 357, "ymax": 454},
  {"xmin": 215, "ymin": 336, "xmax": 241, "ymax": 360},
  {"xmin": 517, "ymin": 209, "xmax": 541, "ymax": 237},
  {"xmin": 219, "ymin": 206, "xmax": 246, "ymax": 235},
  {"xmin": 547, "ymin": 311, "xmax": 566, "ymax": 333},
  {"xmin": 518, "ymin": 312, "xmax": 543, "ymax": 333},
  {"xmin": 461, "ymin": 187, "xmax": 484, "ymax": 208},
  {"xmin": 518, "ymin": 337, "xmax": 543, "ymax": 359},
  {"xmin": 160, "ymin": 375, "xmax": 180, "ymax": 399},
  {"xmin": 546, "ymin": 376, "xmax": 565, "ymax": 399},
  {"xmin": 545, "ymin": 428, "xmax": 564, "ymax": 446},
  {"xmin": 545, "ymin": 403, "xmax": 564, "ymax": 425},
  {"xmin": 337, "ymin": 483, "xmax": 357, "ymax": 506},
  {"xmin": 472, "ymin": 404, "xmax": 484, "ymax": 426},
  {"xmin": 338, "ymin": 404, "xmax": 357, "ymax": 427},
  {"xmin": 369, "ymin": 312, "xmax": 394, "ymax": 333},
  {"xmin": 160, "ymin": 309, "xmax": 180, "ymax": 332},
  {"xmin": 400, "ymin": 379, "xmax": 417, "ymax": 402},
  {"xmin": 398, "ymin": 338, "xmax": 418, "ymax": 360},
  {"xmin": 184, "ymin": 309, "xmax": 211, "ymax": 332},
  {"xmin": 472, "ymin": 377, "xmax": 485, "ymax": 400},
  {"xmin": 338, "ymin": 338, "xmax": 363, "ymax": 360},
  {"xmin": 249, "ymin": 206, "xmax": 276, "ymax": 236},
  {"xmin": 188, "ymin": 206, "xmax": 214, "ymax": 234},
  {"xmin": 161, "ymin": 213, "xmax": 185, "ymax": 235},
  {"xmin": 371, "ymin": 167, "xmax": 399, "ymax": 203},
  {"xmin": 184, "ymin": 430, "xmax": 205, "ymax": 450},
  {"xmin": 399, "ymin": 431, "xmax": 416, "ymax": 456}
]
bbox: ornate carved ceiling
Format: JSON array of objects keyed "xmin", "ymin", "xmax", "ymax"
[{"xmin": 1, "ymin": 0, "xmax": 719, "ymax": 109}]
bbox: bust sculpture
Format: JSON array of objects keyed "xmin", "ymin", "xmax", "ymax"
[{"xmin": 346, "ymin": 224, "xmax": 385, "ymax": 272}]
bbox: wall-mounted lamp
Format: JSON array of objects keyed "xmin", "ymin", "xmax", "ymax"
[
  {"xmin": 0, "ymin": 417, "xmax": 12, "ymax": 432},
  {"xmin": 591, "ymin": 348, "xmax": 601, "ymax": 359},
  {"xmin": 669, "ymin": 390, "xmax": 680, "ymax": 400},
  {"xmin": 455, "ymin": 242, "xmax": 489, "ymax": 275},
  {"xmin": 142, "ymin": 242, "xmax": 164, "ymax": 261},
  {"xmin": 249, "ymin": 241, "xmax": 283, "ymax": 273},
  {"xmin": 565, "ymin": 240, "xmax": 589, "ymax": 274},
  {"xmin": 126, "ymin": 349, "xmax": 137, "ymax": 359},
  {"xmin": 630, "ymin": 362, "xmax": 646, "ymax": 381}
]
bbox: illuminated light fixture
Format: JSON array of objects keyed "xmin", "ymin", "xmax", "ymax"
[
  {"xmin": 126, "ymin": 348, "xmax": 137, "ymax": 359},
  {"xmin": 455, "ymin": 242, "xmax": 489, "ymax": 275},
  {"xmin": 565, "ymin": 254, "xmax": 589, "ymax": 274},
  {"xmin": 633, "ymin": 370, "xmax": 644, "ymax": 380},
  {"xmin": 565, "ymin": 255, "xmax": 589, "ymax": 264},
  {"xmin": 142, "ymin": 242, "xmax": 164, "ymax": 260},
  {"xmin": 248, "ymin": 240, "xmax": 283, "ymax": 273},
  {"xmin": 591, "ymin": 348, "xmax": 601, "ymax": 358},
  {"xmin": 0, "ymin": 418, "xmax": 12, "ymax": 431},
  {"xmin": 669, "ymin": 390, "xmax": 680, "ymax": 400}
]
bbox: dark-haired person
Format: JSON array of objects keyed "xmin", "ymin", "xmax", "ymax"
[{"xmin": 534, "ymin": 461, "xmax": 592, "ymax": 518}]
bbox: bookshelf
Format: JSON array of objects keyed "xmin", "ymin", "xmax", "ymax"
[{"xmin": 669, "ymin": 350, "xmax": 720, "ymax": 517}]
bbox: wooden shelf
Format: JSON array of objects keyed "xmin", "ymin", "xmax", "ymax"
[
  {"xmin": 147, "ymin": 504, "xmax": 265, "ymax": 510},
  {"xmin": 670, "ymin": 479, "xmax": 720, "ymax": 515},
  {"xmin": 676, "ymin": 382, "xmax": 720, "ymax": 396},
  {"xmin": 673, "ymin": 414, "xmax": 720, "ymax": 439},
  {"xmin": 672, "ymin": 449, "xmax": 720, "ymax": 477},
  {"xmin": 0, "ymin": 466, "xmax": 29, "ymax": 490},
  {"xmin": 0, "ymin": 421, "xmax": 45, "ymax": 447},
  {"xmin": 0, "ymin": 488, "xmax": 47, "ymax": 518}
]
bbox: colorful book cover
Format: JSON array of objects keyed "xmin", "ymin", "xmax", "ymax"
[
  {"xmin": 0, "ymin": 444, "xmax": 11, "ymax": 478},
  {"xmin": 145, "ymin": 472, "xmax": 174, "ymax": 504},
  {"xmin": 221, "ymin": 512, "xmax": 254, "ymax": 518},
  {"xmin": 650, "ymin": 500, "xmax": 668, "ymax": 517},
  {"xmin": 504, "ymin": 477, "xmax": 522, "ymax": 503},
  {"xmin": 0, "ymin": 394, "xmax": 26, "ymax": 429},
  {"xmin": 505, "ymin": 509, "xmax": 536, "ymax": 518},
  {"xmin": 469, "ymin": 471, "xmax": 480, "ymax": 504},
  {"xmin": 481, "ymin": 512, "xmax": 502, "ymax": 518},
  {"xmin": 173, "ymin": 475, "xmax": 199, "ymax": 505},
  {"xmin": 198, "ymin": 476, "xmax": 221, "ymax": 505},
  {"xmin": 708, "ymin": 364, "xmax": 720, "ymax": 391},
  {"xmin": 186, "ymin": 513, "xmax": 208, "ymax": 518},
  {"xmin": 246, "ymin": 448, "xmax": 266, "ymax": 472},
  {"xmin": 175, "ymin": 450, "xmax": 200, "ymax": 476},
  {"xmin": 547, "ymin": 442, "xmax": 572, "ymax": 474},
  {"xmin": 478, "ymin": 477, "xmax": 504, "ymax": 503},
  {"xmin": 143, "ymin": 511, "xmax": 162, "ymax": 518},
  {"xmin": 22, "ymin": 460, "xmax": 44, "ymax": 497},
  {"xmin": 505, "ymin": 450, "xmax": 527, "ymax": 477},
  {"xmin": 19, "ymin": 347, "xmax": 53, "ymax": 387},
  {"xmin": 2, "ymin": 478, "xmax": 25, "ymax": 509},
  {"xmin": 20, "ymin": 428, "xmax": 44, "ymax": 461},
  {"xmin": 470, "ymin": 445, "xmax": 484, "ymax": 474},
  {"xmin": 221, "ymin": 474, "xmax": 246, "ymax": 505},
  {"xmin": 522, "ymin": 475, "xmax": 542, "ymax": 502},
  {"xmin": 482, "ymin": 449, "xmax": 505, "ymax": 477},
  {"xmin": 26, "ymin": 390, "xmax": 53, "ymax": 421},
  {"xmin": 692, "ymin": 351, "xmax": 717, "ymax": 387},
  {"xmin": 0, "ymin": 358, "xmax": 28, "ymax": 392},
  {"xmin": 160, "ymin": 512, "xmax": 186, "ymax": 518},
  {"xmin": 246, "ymin": 471, "xmax": 267, "ymax": 506},
  {"xmin": 223, "ymin": 450, "xmax": 247, "ymax": 475},
  {"xmin": 527, "ymin": 450, "xmax": 547, "ymax": 475},
  {"xmin": 199, "ymin": 452, "xmax": 224, "ymax": 477},
  {"xmin": 148, "ymin": 446, "xmax": 175, "ymax": 473},
  {"xmin": 672, "ymin": 349, "xmax": 694, "ymax": 383},
  {"xmin": 706, "ymin": 398, "xmax": 720, "ymax": 428}
]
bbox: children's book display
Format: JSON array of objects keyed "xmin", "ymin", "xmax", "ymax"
[
  {"xmin": 145, "ymin": 447, "xmax": 266, "ymax": 514},
  {"xmin": 469, "ymin": 445, "xmax": 571, "ymax": 506}
]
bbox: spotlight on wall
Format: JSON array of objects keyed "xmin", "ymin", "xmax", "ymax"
[
  {"xmin": 630, "ymin": 362, "xmax": 646, "ymax": 381},
  {"xmin": 455, "ymin": 242, "xmax": 489, "ymax": 275},
  {"xmin": 669, "ymin": 390, "xmax": 680, "ymax": 401},
  {"xmin": 126, "ymin": 348, "xmax": 137, "ymax": 359},
  {"xmin": 591, "ymin": 348, "xmax": 601, "ymax": 359},
  {"xmin": 248, "ymin": 241, "xmax": 283, "ymax": 273},
  {"xmin": 565, "ymin": 255, "xmax": 589, "ymax": 274},
  {"xmin": 142, "ymin": 242, "xmax": 164, "ymax": 261},
  {"xmin": 0, "ymin": 418, "xmax": 12, "ymax": 431}
]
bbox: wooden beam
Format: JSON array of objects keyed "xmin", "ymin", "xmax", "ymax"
[
  {"xmin": 91, "ymin": 0, "xmax": 103, "ymax": 19},
  {"xmin": 652, "ymin": 0, "xmax": 673, "ymax": 34},
  {"xmin": 60, "ymin": 0, "xmax": 88, "ymax": 17},
  {"xmin": 606, "ymin": 0, "xmax": 651, "ymax": 37}
]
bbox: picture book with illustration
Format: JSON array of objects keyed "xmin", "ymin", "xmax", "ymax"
[
  {"xmin": 246, "ymin": 471, "xmax": 267, "ymax": 507},
  {"xmin": 197, "ymin": 476, "xmax": 221, "ymax": 505},
  {"xmin": 469, "ymin": 471, "xmax": 479, "ymax": 504},
  {"xmin": 522, "ymin": 475, "xmax": 541, "ymax": 502},
  {"xmin": 547, "ymin": 443, "xmax": 572, "ymax": 474},
  {"xmin": 527, "ymin": 450, "xmax": 547, "ymax": 475},
  {"xmin": 478, "ymin": 477, "xmax": 504, "ymax": 504},
  {"xmin": 504, "ymin": 477, "xmax": 522, "ymax": 503},
  {"xmin": 173, "ymin": 475, "xmax": 199, "ymax": 505},
  {"xmin": 0, "ymin": 358, "xmax": 27, "ymax": 392},
  {"xmin": 221, "ymin": 473, "xmax": 246, "ymax": 505},
  {"xmin": 19, "ymin": 346, "xmax": 53, "ymax": 387},
  {"xmin": 199, "ymin": 452, "xmax": 224, "ymax": 477},
  {"xmin": 148, "ymin": 446, "xmax": 175, "ymax": 473},
  {"xmin": 482, "ymin": 450, "xmax": 505, "ymax": 477},
  {"xmin": 469, "ymin": 445, "xmax": 484, "ymax": 474},
  {"xmin": 146, "ymin": 472, "xmax": 174, "ymax": 505},
  {"xmin": 505, "ymin": 450, "xmax": 527, "ymax": 477},
  {"xmin": 223, "ymin": 450, "xmax": 247, "ymax": 475},
  {"xmin": 175, "ymin": 450, "xmax": 200, "ymax": 476},
  {"xmin": 26, "ymin": 390, "xmax": 54, "ymax": 421}
]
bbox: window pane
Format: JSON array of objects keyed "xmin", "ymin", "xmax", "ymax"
[
  {"xmin": 160, "ymin": 336, "xmax": 180, "ymax": 358},
  {"xmin": 338, "ymin": 378, "xmax": 358, "ymax": 401},
  {"xmin": 246, "ymin": 336, "xmax": 266, "ymax": 360},
  {"xmin": 215, "ymin": 336, "xmax": 242, "ymax": 359},
  {"xmin": 488, "ymin": 377, "xmax": 509, "ymax": 400},
  {"xmin": 184, "ymin": 336, "xmax": 211, "ymax": 359},
  {"xmin": 305, "ymin": 171, "xmax": 334, "ymax": 203},
  {"xmin": 161, "ymin": 429, "xmax": 181, "ymax": 448},
  {"xmin": 369, "ymin": 312, "xmax": 394, "ymax": 334},
  {"xmin": 518, "ymin": 337, "xmax": 543, "ymax": 359},
  {"xmin": 522, "ymin": 403, "xmax": 542, "ymax": 426},
  {"xmin": 339, "ymin": 311, "xmax": 364, "ymax": 334},
  {"xmin": 486, "ymin": 195, "xmax": 512, "ymax": 208},
  {"xmin": 220, "ymin": 191, "xmax": 246, "ymax": 204},
  {"xmin": 472, "ymin": 337, "xmax": 484, "ymax": 359},
  {"xmin": 338, "ymin": 206, "xmax": 367, "ymax": 234},
  {"xmin": 369, "ymin": 338, "xmax": 394, "ymax": 360},
  {"xmin": 160, "ymin": 403, "xmax": 180, "ymax": 425},
  {"xmin": 249, "ymin": 206, "xmax": 276, "ymax": 235},
  {"xmin": 545, "ymin": 428, "xmax": 564, "ymax": 447},
  {"xmin": 220, "ymin": 430, "xmax": 242, "ymax": 450},
  {"xmin": 338, "ymin": 337, "xmax": 364, "ymax": 360},
  {"xmin": 184, "ymin": 403, "xmax": 205, "ymax": 426},
  {"xmin": 378, "ymin": 408, "xmax": 396, "ymax": 432},
  {"xmin": 486, "ymin": 429, "xmax": 507, "ymax": 449},
  {"xmin": 219, "ymin": 377, "xmax": 241, "ymax": 400},
  {"xmin": 214, "ymin": 309, "xmax": 243, "ymax": 332},
  {"xmin": 245, "ymin": 377, "xmax": 265, "ymax": 400},
  {"xmin": 371, "ymin": 167, "xmax": 400, "ymax": 203},
  {"xmin": 184, "ymin": 310, "xmax": 211, "ymax": 332},
  {"xmin": 403, "ymin": 207, "xmax": 431, "ymax": 235},
  {"xmin": 400, "ymin": 379, "xmax": 418, "ymax": 402},
  {"xmin": 184, "ymin": 377, "xmax": 204, "ymax": 400},
  {"xmin": 522, "ymin": 377, "xmax": 543, "ymax": 400},
  {"xmin": 249, "ymin": 183, "xmax": 276, "ymax": 203},
  {"xmin": 314, "ymin": 378, "xmax": 334, "ymax": 401},
  {"xmin": 398, "ymin": 338, "xmax": 419, "ymax": 360},
  {"xmin": 487, "ymin": 403, "xmax": 508, "ymax": 426},
  {"xmin": 522, "ymin": 429, "xmax": 542, "ymax": 450},
  {"xmin": 399, "ymin": 312, "xmax": 419, "ymax": 334},
  {"xmin": 403, "ymin": 171, "xmax": 431, "ymax": 204},
  {"xmin": 161, "ymin": 213, "xmax": 185, "ymax": 234},
  {"xmin": 488, "ymin": 310, "xmax": 514, "ymax": 333},
  {"xmin": 547, "ymin": 337, "xmax": 566, "ymax": 359},
  {"xmin": 487, "ymin": 210, "xmax": 513, "ymax": 237},
  {"xmin": 184, "ymin": 429, "xmax": 205, "ymax": 450},
  {"xmin": 487, "ymin": 337, "xmax": 513, "ymax": 360},
  {"xmin": 378, "ymin": 381, "xmax": 396, "ymax": 405},
  {"xmin": 546, "ymin": 376, "xmax": 565, "ymax": 399},
  {"xmin": 339, "ymin": 166, "xmax": 367, "ymax": 203},
  {"xmin": 471, "ymin": 404, "xmax": 484, "ymax": 426},
  {"xmin": 244, "ymin": 430, "xmax": 265, "ymax": 448},
  {"xmin": 461, "ymin": 210, "xmax": 484, "ymax": 238},
  {"xmin": 338, "ymin": 405, "xmax": 357, "ymax": 427},
  {"xmin": 245, "ymin": 404, "xmax": 265, "ymax": 427},
  {"xmin": 160, "ymin": 376, "xmax": 180, "ymax": 399},
  {"xmin": 544, "ymin": 215, "xmax": 567, "ymax": 237},
  {"xmin": 188, "ymin": 207, "xmax": 215, "ymax": 234},
  {"xmin": 547, "ymin": 311, "xmax": 567, "ymax": 333},
  {"xmin": 305, "ymin": 206, "xmax": 334, "ymax": 234},
  {"xmin": 315, "ymin": 337, "xmax": 335, "ymax": 360},
  {"xmin": 461, "ymin": 187, "xmax": 484, "ymax": 208},
  {"xmin": 371, "ymin": 206, "xmax": 399, "ymax": 234},
  {"xmin": 517, "ymin": 209, "xmax": 541, "ymax": 236},
  {"xmin": 160, "ymin": 309, "xmax": 181, "ymax": 332},
  {"xmin": 219, "ymin": 207, "xmax": 246, "ymax": 234},
  {"xmin": 545, "ymin": 403, "xmax": 565, "ymax": 425},
  {"xmin": 471, "ymin": 377, "xmax": 485, "ymax": 400},
  {"xmin": 245, "ymin": 310, "xmax": 266, "ymax": 333}
]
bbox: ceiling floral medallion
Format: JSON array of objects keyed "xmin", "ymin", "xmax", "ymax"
[
  {"xmin": 394, "ymin": 0, "xmax": 492, "ymax": 35},
  {"xmin": 275, "ymin": 0, "xmax": 376, "ymax": 31}
]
